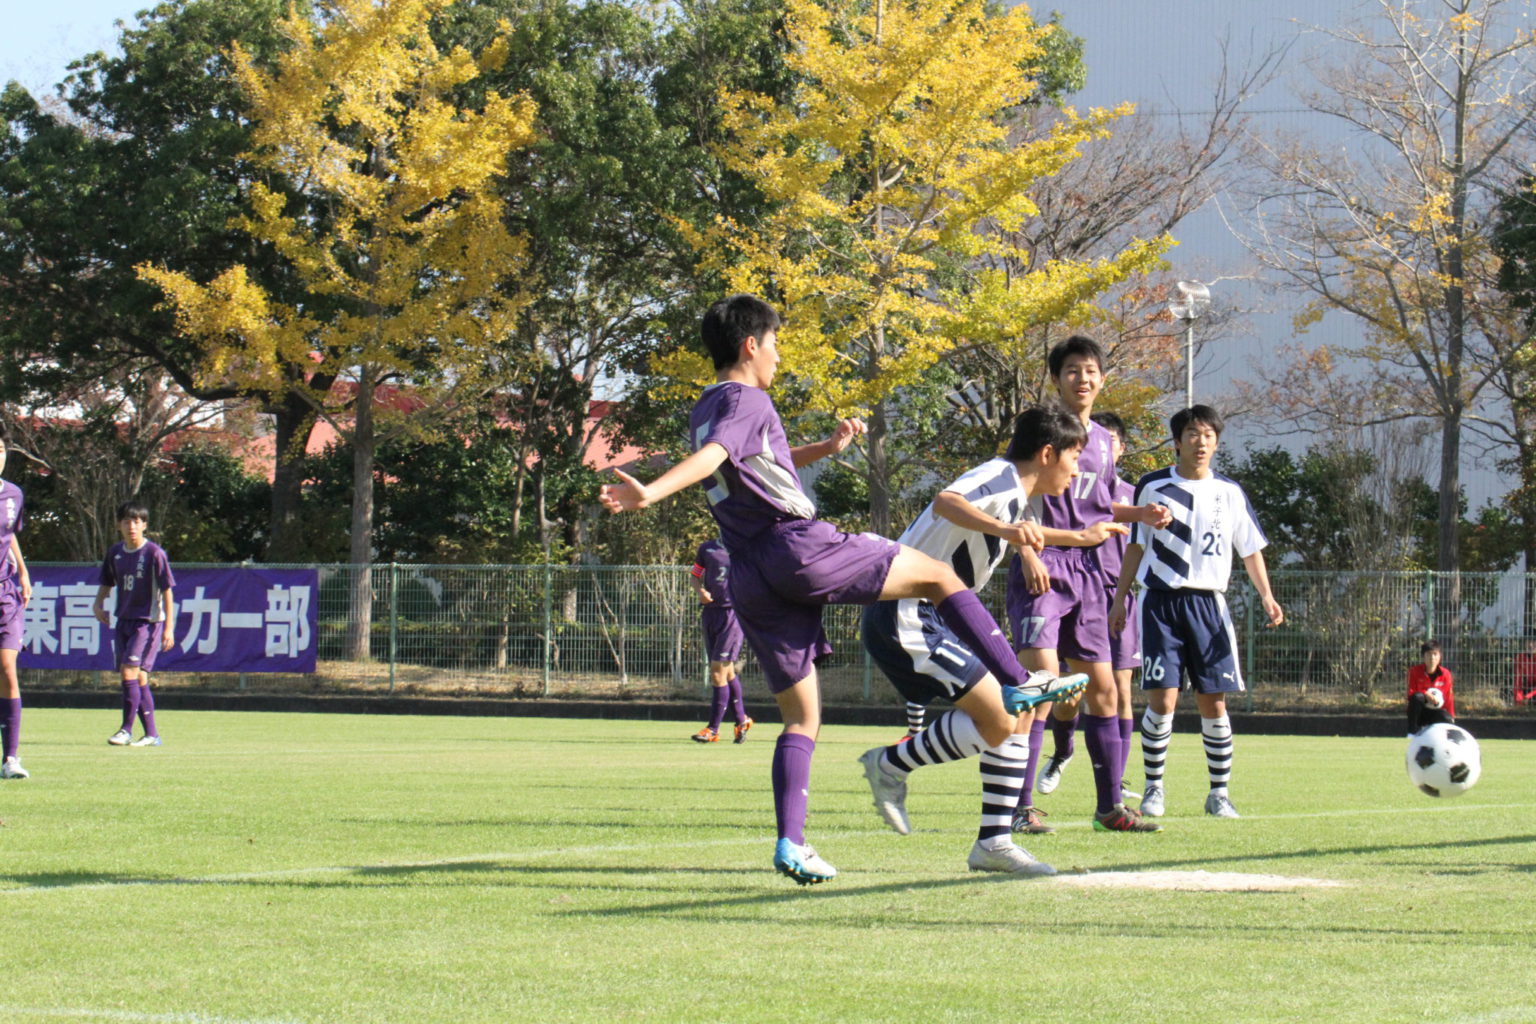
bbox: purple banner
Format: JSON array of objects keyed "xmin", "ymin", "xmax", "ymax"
[{"xmin": 21, "ymin": 567, "xmax": 318, "ymax": 673}]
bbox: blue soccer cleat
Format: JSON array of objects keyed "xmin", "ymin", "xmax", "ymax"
[
  {"xmin": 1002, "ymin": 671, "xmax": 1089, "ymax": 713},
  {"xmin": 773, "ymin": 838, "xmax": 837, "ymax": 885}
]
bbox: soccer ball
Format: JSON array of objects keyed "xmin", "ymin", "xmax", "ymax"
[{"xmin": 1405, "ymin": 723, "xmax": 1481, "ymax": 798}]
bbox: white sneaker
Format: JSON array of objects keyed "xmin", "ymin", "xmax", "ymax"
[
  {"xmin": 107, "ymin": 730, "xmax": 132, "ymax": 746},
  {"xmin": 967, "ymin": 839, "xmax": 1056, "ymax": 877},
  {"xmin": 773, "ymin": 838, "xmax": 838, "ymax": 885},
  {"xmin": 1205, "ymin": 791, "xmax": 1240, "ymax": 818},
  {"xmin": 858, "ymin": 747, "xmax": 911, "ymax": 835},
  {"xmin": 1141, "ymin": 783, "xmax": 1165, "ymax": 817},
  {"xmin": 1003, "ymin": 671, "xmax": 1089, "ymax": 712},
  {"xmin": 1, "ymin": 756, "xmax": 28, "ymax": 779},
  {"xmin": 1119, "ymin": 783, "xmax": 1141, "ymax": 803},
  {"xmin": 130, "ymin": 735, "xmax": 162, "ymax": 747},
  {"xmin": 1036, "ymin": 753, "xmax": 1071, "ymax": 795}
]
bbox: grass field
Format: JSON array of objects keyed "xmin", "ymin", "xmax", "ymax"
[{"xmin": 1, "ymin": 708, "xmax": 1532, "ymax": 1024}]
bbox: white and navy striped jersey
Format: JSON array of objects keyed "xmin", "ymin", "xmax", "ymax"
[
  {"xmin": 897, "ymin": 458, "xmax": 1041, "ymax": 593},
  {"xmin": 1131, "ymin": 467, "xmax": 1266, "ymax": 592}
]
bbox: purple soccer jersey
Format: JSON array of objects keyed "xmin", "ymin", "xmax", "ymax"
[
  {"xmin": 0, "ymin": 479, "xmax": 23, "ymax": 650},
  {"xmin": 1038, "ymin": 419, "xmax": 1117, "ymax": 533},
  {"xmin": 1098, "ymin": 476, "xmax": 1135, "ymax": 587},
  {"xmin": 100, "ymin": 541, "xmax": 176, "ymax": 622},
  {"xmin": 692, "ymin": 538, "xmax": 733, "ymax": 608},
  {"xmin": 688, "ymin": 382, "xmax": 816, "ymax": 550}
]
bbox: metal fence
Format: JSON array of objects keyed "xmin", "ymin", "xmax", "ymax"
[{"xmin": 21, "ymin": 563, "xmax": 1536, "ymax": 711}]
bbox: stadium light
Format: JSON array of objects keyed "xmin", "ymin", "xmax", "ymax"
[{"xmin": 1166, "ymin": 280, "xmax": 1211, "ymax": 408}]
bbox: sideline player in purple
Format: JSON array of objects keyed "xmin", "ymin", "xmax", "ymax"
[
  {"xmin": 689, "ymin": 538, "xmax": 753, "ymax": 744},
  {"xmin": 93, "ymin": 502, "xmax": 176, "ymax": 747},
  {"xmin": 0, "ymin": 425, "xmax": 33, "ymax": 779},
  {"xmin": 601, "ymin": 294, "xmax": 1078, "ymax": 885},
  {"xmin": 857, "ymin": 406, "xmax": 1090, "ymax": 877},
  {"xmin": 1005, "ymin": 335, "xmax": 1168, "ymax": 834},
  {"xmin": 1091, "ymin": 411, "xmax": 1143, "ymax": 803},
  {"xmin": 1109, "ymin": 406, "xmax": 1284, "ymax": 819}
]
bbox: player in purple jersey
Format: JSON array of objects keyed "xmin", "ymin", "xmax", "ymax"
[
  {"xmin": 0, "ymin": 425, "xmax": 33, "ymax": 779},
  {"xmin": 93, "ymin": 502, "xmax": 176, "ymax": 748},
  {"xmin": 601, "ymin": 295, "xmax": 1076, "ymax": 884},
  {"xmin": 1091, "ymin": 412, "xmax": 1143, "ymax": 804},
  {"xmin": 1005, "ymin": 336, "xmax": 1169, "ymax": 834},
  {"xmin": 689, "ymin": 538, "xmax": 753, "ymax": 744}
]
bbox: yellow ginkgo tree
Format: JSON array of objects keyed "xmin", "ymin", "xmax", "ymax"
[
  {"xmin": 139, "ymin": 0, "xmax": 538, "ymax": 657},
  {"xmin": 668, "ymin": 0, "xmax": 1169, "ymax": 531}
]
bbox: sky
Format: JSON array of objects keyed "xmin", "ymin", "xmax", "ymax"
[{"xmin": 0, "ymin": 0, "xmax": 141, "ymax": 97}]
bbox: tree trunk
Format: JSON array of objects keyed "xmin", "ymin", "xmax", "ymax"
[
  {"xmin": 345, "ymin": 374, "xmax": 377, "ymax": 661},
  {"xmin": 868, "ymin": 395, "xmax": 892, "ymax": 537},
  {"xmin": 265, "ymin": 391, "xmax": 322, "ymax": 562}
]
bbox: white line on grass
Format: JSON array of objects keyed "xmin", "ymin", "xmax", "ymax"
[
  {"xmin": 0, "ymin": 1007, "xmax": 303, "ymax": 1024},
  {"xmin": 1430, "ymin": 1009, "xmax": 1536, "ymax": 1024}
]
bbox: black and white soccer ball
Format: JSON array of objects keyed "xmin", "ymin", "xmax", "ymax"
[{"xmin": 1405, "ymin": 723, "xmax": 1481, "ymax": 798}]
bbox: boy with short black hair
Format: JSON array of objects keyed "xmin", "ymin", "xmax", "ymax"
[
  {"xmin": 0, "ymin": 424, "xmax": 32, "ymax": 779},
  {"xmin": 601, "ymin": 294, "xmax": 1080, "ymax": 884},
  {"xmin": 688, "ymin": 538, "xmax": 752, "ymax": 744},
  {"xmin": 1109, "ymin": 405, "xmax": 1284, "ymax": 819},
  {"xmin": 94, "ymin": 501, "xmax": 175, "ymax": 747},
  {"xmin": 857, "ymin": 405, "xmax": 1090, "ymax": 876},
  {"xmin": 1406, "ymin": 640, "xmax": 1455, "ymax": 734}
]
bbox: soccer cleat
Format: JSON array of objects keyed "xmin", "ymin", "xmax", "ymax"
[
  {"xmin": 1120, "ymin": 783, "xmax": 1141, "ymax": 804},
  {"xmin": 130, "ymin": 735, "xmax": 163, "ymax": 747},
  {"xmin": 773, "ymin": 838, "xmax": 837, "ymax": 885},
  {"xmin": 858, "ymin": 747, "xmax": 911, "ymax": 835},
  {"xmin": 733, "ymin": 717, "xmax": 753, "ymax": 744},
  {"xmin": 1140, "ymin": 783, "xmax": 1166, "ymax": 817},
  {"xmin": 1002, "ymin": 672, "xmax": 1089, "ymax": 713},
  {"xmin": 1205, "ymin": 791, "xmax": 1240, "ymax": 818},
  {"xmin": 691, "ymin": 727, "xmax": 719, "ymax": 744},
  {"xmin": 1093, "ymin": 806, "xmax": 1163, "ymax": 832},
  {"xmin": 1036, "ymin": 752, "xmax": 1072, "ymax": 794},
  {"xmin": 1, "ymin": 756, "xmax": 28, "ymax": 779},
  {"xmin": 107, "ymin": 730, "xmax": 132, "ymax": 746},
  {"xmin": 1010, "ymin": 804, "xmax": 1055, "ymax": 835},
  {"xmin": 967, "ymin": 839, "xmax": 1057, "ymax": 877}
]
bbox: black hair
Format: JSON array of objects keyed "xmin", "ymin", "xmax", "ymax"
[
  {"xmin": 0, "ymin": 422, "xmax": 8, "ymax": 444},
  {"xmin": 1046, "ymin": 334, "xmax": 1106, "ymax": 379},
  {"xmin": 700, "ymin": 294, "xmax": 782, "ymax": 370},
  {"xmin": 116, "ymin": 501, "xmax": 150, "ymax": 523},
  {"xmin": 1089, "ymin": 410, "xmax": 1127, "ymax": 442},
  {"xmin": 1005, "ymin": 405, "xmax": 1088, "ymax": 462},
  {"xmin": 1170, "ymin": 404, "xmax": 1225, "ymax": 440},
  {"xmin": 1421, "ymin": 640, "xmax": 1442, "ymax": 655}
]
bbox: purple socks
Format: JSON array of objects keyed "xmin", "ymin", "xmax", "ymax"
[
  {"xmin": 706, "ymin": 684, "xmax": 729, "ymax": 731},
  {"xmin": 138, "ymin": 685, "xmax": 158, "ymax": 739},
  {"xmin": 1082, "ymin": 714, "xmax": 1123, "ymax": 814},
  {"xmin": 1020, "ymin": 716, "xmax": 1048, "ymax": 807},
  {"xmin": 120, "ymin": 680, "xmax": 142, "ymax": 733},
  {"xmin": 1051, "ymin": 712, "xmax": 1078, "ymax": 761},
  {"xmin": 771, "ymin": 732, "xmax": 815, "ymax": 845},
  {"xmin": 727, "ymin": 677, "xmax": 747, "ymax": 723},
  {"xmin": 1, "ymin": 696, "xmax": 18, "ymax": 760},
  {"xmin": 1117, "ymin": 715, "xmax": 1135, "ymax": 791},
  {"xmin": 934, "ymin": 590, "xmax": 1026, "ymax": 689}
]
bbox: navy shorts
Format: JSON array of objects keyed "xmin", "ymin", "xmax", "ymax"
[
  {"xmin": 861, "ymin": 598, "xmax": 989, "ymax": 706},
  {"xmin": 1138, "ymin": 588, "xmax": 1243, "ymax": 694},
  {"xmin": 729, "ymin": 519, "xmax": 899, "ymax": 694},
  {"xmin": 700, "ymin": 605, "xmax": 744, "ymax": 664}
]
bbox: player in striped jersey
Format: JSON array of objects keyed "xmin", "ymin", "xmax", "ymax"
[
  {"xmin": 1109, "ymin": 405, "xmax": 1283, "ymax": 818},
  {"xmin": 857, "ymin": 406, "xmax": 1091, "ymax": 877}
]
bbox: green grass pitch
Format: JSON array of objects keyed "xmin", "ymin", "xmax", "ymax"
[{"xmin": 1, "ymin": 708, "xmax": 1532, "ymax": 1024}]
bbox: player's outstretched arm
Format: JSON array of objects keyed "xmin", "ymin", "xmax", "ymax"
[
  {"xmin": 1108, "ymin": 542, "xmax": 1145, "ymax": 634},
  {"xmin": 600, "ymin": 443, "xmax": 729, "ymax": 513},
  {"xmin": 931, "ymin": 491, "xmax": 1044, "ymax": 551},
  {"xmin": 1241, "ymin": 550, "xmax": 1284, "ymax": 626},
  {"xmin": 791, "ymin": 418, "xmax": 866, "ymax": 468},
  {"xmin": 1113, "ymin": 501, "xmax": 1172, "ymax": 529},
  {"xmin": 1038, "ymin": 520, "xmax": 1129, "ymax": 548}
]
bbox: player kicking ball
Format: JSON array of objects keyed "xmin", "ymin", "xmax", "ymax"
[
  {"xmin": 858, "ymin": 406, "xmax": 1091, "ymax": 876},
  {"xmin": 1109, "ymin": 406, "xmax": 1283, "ymax": 819}
]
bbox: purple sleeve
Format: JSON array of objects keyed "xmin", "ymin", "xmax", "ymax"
[
  {"xmin": 99, "ymin": 550, "xmax": 115, "ymax": 587},
  {"xmin": 155, "ymin": 547, "xmax": 176, "ymax": 591}
]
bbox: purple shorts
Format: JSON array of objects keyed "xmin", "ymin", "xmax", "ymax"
[
  {"xmin": 116, "ymin": 619, "xmax": 165, "ymax": 673},
  {"xmin": 1110, "ymin": 590, "xmax": 1140, "ymax": 672},
  {"xmin": 729, "ymin": 519, "xmax": 899, "ymax": 693},
  {"xmin": 0, "ymin": 580, "xmax": 22, "ymax": 652},
  {"xmin": 1006, "ymin": 548, "xmax": 1112, "ymax": 663},
  {"xmin": 700, "ymin": 605, "xmax": 744, "ymax": 664}
]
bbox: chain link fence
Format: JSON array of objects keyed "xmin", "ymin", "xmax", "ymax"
[{"xmin": 20, "ymin": 563, "xmax": 1536, "ymax": 712}]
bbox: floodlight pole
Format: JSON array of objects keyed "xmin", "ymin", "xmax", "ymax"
[
  {"xmin": 1167, "ymin": 280, "xmax": 1211, "ymax": 411},
  {"xmin": 1185, "ymin": 319, "xmax": 1195, "ymax": 408}
]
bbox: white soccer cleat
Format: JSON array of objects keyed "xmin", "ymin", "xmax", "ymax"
[
  {"xmin": 1204, "ymin": 791, "xmax": 1240, "ymax": 818},
  {"xmin": 1119, "ymin": 783, "xmax": 1141, "ymax": 804},
  {"xmin": 1141, "ymin": 783, "xmax": 1165, "ymax": 817},
  {"xmin": 1003, "ymin": 671, "xmax": 1089, "ymax": 713},
  {"xmin": 130, "ymin": 735, "xmax": 162, "ymax": 747},
  {"xmin": 773, "ymin": 838, "xmax": 838, "ymax": 885},
  {"xmin": 966, "ymin": 839, "xmax": 1056, "ymax": 877},
  {"xmin": 107, "ymin": 730, "xmax": 132, "ymax": 746},
  {"xmin": 1036, "ymin": 752, "xmax": 1071, "ymax": 794},
  {"xmin": 858, "ymin": 747, "xmax": 911, "ymax": 835},
  {"xmin": 1, "ymin": 756, "xmax": 28, "ymax": 779}
]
